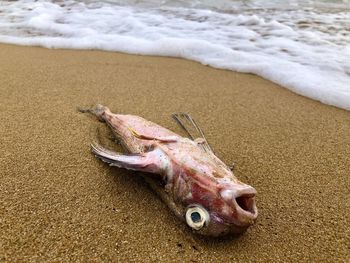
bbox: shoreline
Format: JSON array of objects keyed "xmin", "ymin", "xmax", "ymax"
[{"xmin": 0, "ymin": 43, "xmax": 349, "ymax": 262}]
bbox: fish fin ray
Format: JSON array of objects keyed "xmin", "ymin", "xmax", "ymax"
[{"xmin": 172, "ymin": 113, "xmax": 214, "ymax": 154}]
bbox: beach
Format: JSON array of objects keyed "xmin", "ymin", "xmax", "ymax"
[{"xmin": 0, "ymin": 43, "xmax": 349, "ymax": 262}]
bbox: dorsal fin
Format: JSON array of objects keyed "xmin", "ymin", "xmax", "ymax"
[{"xmin": 172, "ymin": 113, "xmax": 213, "ymax": 154}]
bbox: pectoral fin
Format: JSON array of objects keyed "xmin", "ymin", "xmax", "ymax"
[
  {"xmin": 91, "ymin": 143, "xmax": 164, "ymax": 174},
  {"xmin": 172, "ymin": 113, "xmax": 213, "ymax": 154}
]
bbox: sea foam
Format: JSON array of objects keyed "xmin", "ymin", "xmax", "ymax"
[{"xmin": 0, "ymin": 0, "xmax": 349, "ymax": 110}]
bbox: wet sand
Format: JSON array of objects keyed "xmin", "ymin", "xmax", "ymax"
[{"xmin": 0, "ymin": 43, "xmax": 349, "ymax": 262}]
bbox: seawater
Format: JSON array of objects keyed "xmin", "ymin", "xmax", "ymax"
[{"xmin": 0, "ymin": 0, "xmax": 349, "ymax": 110}]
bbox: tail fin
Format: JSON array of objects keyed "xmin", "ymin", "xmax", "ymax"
[{"xmin": 78, "ymin": 104, "xmax": 107, "ymax": 121}]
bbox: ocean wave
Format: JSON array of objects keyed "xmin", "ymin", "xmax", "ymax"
[{"xmin": 0, "ymin": 0, "xmax": 349, "ymax": 110}]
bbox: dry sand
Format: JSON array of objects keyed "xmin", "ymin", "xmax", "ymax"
[{"xmin": 0, "ymin": 43, "xmax": 349, "ymax": 262}]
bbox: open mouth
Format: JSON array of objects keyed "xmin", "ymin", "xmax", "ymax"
[
  {"xmin": 221, "ymin": 187, "xmax": 258, "ymax": 222},
  {"xmin": 233, "ymin": 190, "xmax": 258, "ymax": 221},
  {"xmin": 235, "ymin": 194, "xmax": 257, "ymax": 215}
]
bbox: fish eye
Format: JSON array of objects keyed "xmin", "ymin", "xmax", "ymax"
[
  {"xmin": 191, "ymin": 212, "xmax": 201, "ymax": 223},
  {"xmin": 185, "ymin": 205, "xmax": 210, "ymax": 230}
]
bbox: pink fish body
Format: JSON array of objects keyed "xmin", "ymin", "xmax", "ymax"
[{"xmin": 83, "ymin": 104, "xmax": 258, "ymax": 236}]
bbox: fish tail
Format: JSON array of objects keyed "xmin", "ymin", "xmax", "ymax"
[{"xmin": 78, "ymin": 104, "xmax": 108, "ymax": 121}]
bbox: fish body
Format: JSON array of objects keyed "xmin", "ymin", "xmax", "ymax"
[{"xmin": 84, "ymin": 104, "xmax": 258, "ymax": 236}]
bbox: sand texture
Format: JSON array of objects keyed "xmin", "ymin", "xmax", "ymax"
[{"xmin": 0, "ymin": 44, "xmax": 349, "ymax": 262}]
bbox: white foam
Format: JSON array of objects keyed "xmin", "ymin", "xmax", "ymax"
[{"xmin": 1, "ymin": 0, "xmax": 349, "ymax": 110}]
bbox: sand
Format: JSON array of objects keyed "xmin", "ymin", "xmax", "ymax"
[{"xmin": 0, "ymin": 43, "xmax": 349, "ymax": 262}]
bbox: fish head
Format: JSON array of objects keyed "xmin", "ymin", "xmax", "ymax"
[{"xmin": 184, "ymin": 179, "xmax": 258, "ymax": 236}]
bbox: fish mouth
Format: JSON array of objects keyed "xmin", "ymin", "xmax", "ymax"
[{"xmin": 233, "ymin": 188, "xmax": 258, "ymax": 224}]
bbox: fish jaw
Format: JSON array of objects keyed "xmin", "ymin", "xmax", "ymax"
[{"xmin": 220, "ymin": 185, "xmax": 258, "ymax": 225}]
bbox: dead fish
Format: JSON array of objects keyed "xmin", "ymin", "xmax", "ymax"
[{"xmin": 80, "ymin": 104, "xmax": 258, "ymax": 236}]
